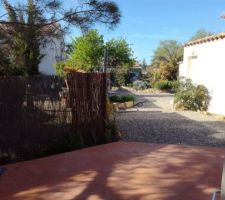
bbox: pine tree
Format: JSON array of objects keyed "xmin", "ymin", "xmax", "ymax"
[{"xmin": 2, "ymin": 0, "xmax": 43, "ymax": 75}]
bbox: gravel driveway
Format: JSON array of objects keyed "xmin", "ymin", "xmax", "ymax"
[{"xmin": 115, "ymin": 89, "xmax": 225, "ymax": 147}]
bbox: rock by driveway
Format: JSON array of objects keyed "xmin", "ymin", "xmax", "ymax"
[{"xmin": 115, "ymin": 89, "xmax": 225, "ymax": 147}]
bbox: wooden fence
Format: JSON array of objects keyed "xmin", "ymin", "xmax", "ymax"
[
  {"xmin": 0, "ymin": 76, "xmax": 71, "ymax": 163},
  {"xmin": 0, "ymin": 73, "xmax": 107, "ymax": 164},
  {"xmin": 67, "ymin": 72, "xmax": 107, "ymax": 145}
]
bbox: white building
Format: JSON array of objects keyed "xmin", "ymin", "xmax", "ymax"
[
  {"xmin": 179, "ymin": 33, "xmax": 225, "ymax": 116},
  {"xmin": 39, "ymin": 24, "xmax": 65, "ymax": 75}
]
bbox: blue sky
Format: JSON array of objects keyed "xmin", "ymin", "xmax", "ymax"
[
  {"xmin": 67, "ymin": 0, "xmax": 225, "ymax": 64},
  {"xmin": 3, "ymin": 0, "xmax": 225, "ymax": 63}
]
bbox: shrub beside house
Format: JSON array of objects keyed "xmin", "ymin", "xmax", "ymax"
[{"xmin": 179, "ymin": 32, "xmax": 225, "ymax": 116}]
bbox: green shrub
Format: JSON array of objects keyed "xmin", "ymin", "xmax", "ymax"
[
  {"xmin": 109, "ymin": 95, "xmax": 135, "ymax": 103},
  {"xmin": 109, "ymin": 95, "xmax": 119, "ymax": 102},
  {"xmin": 174, "ymin": 78, "xmax": 211, "ymax": 111},
  {"xmin": 120, "ymin": 95, "xmax": 135, "ymax": 102},
  {"xmin": 54, "ymin": 60, "xmax": 68, "ymax": 78},
  {"xmin": 152, "ymin": 80, "xmax": 170, "ymax": 90},
  {"xmin": 113, "ymin": 67, "xmax": 132, "ymax": 86},
  {"xmin": 168, "ymin": 80, "xmax": 179, "ymax": 93},
  {"xmin": 133, "ymin": 80, "xmax": 149, "ymax": 90}
]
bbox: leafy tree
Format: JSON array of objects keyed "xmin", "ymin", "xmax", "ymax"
[
  {"xmin": 105, "ymin": 38, "xmax": 134, "ymax": 86},
  {"xmin": 55, "ymin": 32, "xmax": 135, "ymax": 77},
  {"xmin": 68, "ymin": 30, "xmax": 104, "ymax": 71},
  {"xmin": 189, "ymin": 29, "xmax": 212, "ymax": 41},
  {"xmin": 106, "ymin": 38, "xmax": 134, "ymax": 68},
  {"xmin": 0, "ymin": 0, "xmax": 121, "ymax": 75},
  {"xmin": 151, "ymin": 40, "xmax": 183, "ymax": 80}
]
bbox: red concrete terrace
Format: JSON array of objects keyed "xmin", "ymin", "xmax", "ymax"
[{"xmin": 1, "ymin": 142, "xmax": 225, "ymax": 200}]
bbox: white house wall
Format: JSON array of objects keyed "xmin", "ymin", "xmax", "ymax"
[
  {"xmin": 39, "ymin": 37, "xmax": 64, "ymax": 75},
  {"xmin": 179, "ymin": 39, "xmax": 225, "ymax": 116}
]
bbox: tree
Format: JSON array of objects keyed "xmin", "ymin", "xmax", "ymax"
[
  {"xmin": 67, "ymin": 30, "xmax": 104, "ymax": 71},
  {"xmin": 0, "ymin": 0, "xmax": 121, "ymax": 30},
  {"xmin": 55, "ymin": 32, "xmax": 135, "ymax": 77},
  {"xmin": 1, "ymin": 0, "xmax": 44, "ymax": 75},
  {"xmin": 105, "ymin": 38, "xmax": 134, "ymax": 86},
  {"xmin": 0, "ymin": 0, "xmax": 121, "ymax": 75},
  {"xmin": 106, "ymin": 38, "xmax": 134, "ymax": 68},
  {"xmin": 150, "ymin": 40, "xmax": 183, "ymax": 80},
  {"xmin": 189, "ymin": 29, "xmax": 212, "ymax": 41}
]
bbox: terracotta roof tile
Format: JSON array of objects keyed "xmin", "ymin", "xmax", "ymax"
[
  {"xmin": 184, "ymin": 32, "xmax": 225, "ymax": 47},
  {"xmin": 0, "ymin": 23, "xmax": 61, "ymax": 36}
]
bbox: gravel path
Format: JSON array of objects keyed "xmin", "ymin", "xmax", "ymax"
[{"xmin": 115, "ymin": 89, "xmax": 225, "ymax": 147}]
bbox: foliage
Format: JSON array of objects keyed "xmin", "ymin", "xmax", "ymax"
[
  {"xmin": 174, "ymin": 78, "xmax": 211, "ymax": 111},
  {"xmin": 168, "ymin": 80, "xmax": 179, "ymax": 93},
  {"xmin": 133, "ymin": 80, "xmax": 149, "ymax": 90},
  {"xmin": 0, "ymin": 0, "xmax": 121, "ymax": 75},
  {"xmin": 151, "ymin": 40, "xmax": 183, "ymax": 80},
  {"xmin": 106, "ymin": 38, "xmax": 134, "ymax": 68},
  {"xmin": 67, "ymin": 30, "xmax": 104, "ymax": 71},
  {"xmin": 105, "ymin": 38, "xmax": 134, "ymax": 86},
  {"xmin": 55, "ymin": 31, "xmax": 134, "ymax": 76},
  {"xmin": 0, "ymin": 0, "xmax": 121, "ymax": 31},
  {"xmin": 109, "ymin": 95, "xmax": 135, "ymax": 103},
  {"xmin": 152, "ymin": 80, "xmax": 171, "ymax": 90},
  {"xmin": 0, "ymin": 44, "xmax": 11, "ymax": 75},
  {"xmin": 159, "ymin": 62, "xmax": 179, "ymax": 81},
  {"xmin": 1, "ymin": 0, "xmax": 44, "ymax": 75},
  {"xmin": 147, "ymin": 67, "xmax": 161, "ymax": 83},
  {"xmin": 113, "ymin": 66, "xmax": 132, "ymax": 86},
  {"xmin": 54, "ymin": 60, "xmax": 68, "ymax": 78},
  {"xmin": 189, "ymin": 29, "xmax": 213, "ymax": 41},
  {"xmin": 106, "ymin": 98, "xmax": 114, "ymax": 120}
]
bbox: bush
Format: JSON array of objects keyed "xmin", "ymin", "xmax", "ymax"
[
  {"xmin": 113, "ymin": 67, "xmax": 132, "ymax": 86},
  {"xmin": 109, "ymin": 95, "xmax": 135, "ymax": 103},
  {"xmin": 54, "ymin": 60, "xmax": 68, "ymax": 78},
  {"xmin": 152, "ymin": 80, "xmax": 170, "ymax": 90},
  {"xmin": 148, "ymin": 67, "xmax": 161, "ymax": 83},
  {"xmin": 168, "ymin": 80, "xmax": 179, "ymax": 93},
  {"xmin": 133, "ymin": 80, "xmax": 149, "ymax": 90},
  {"xmin": 174, "ymin": 78, "xmax": 211, "ymax": 111}
]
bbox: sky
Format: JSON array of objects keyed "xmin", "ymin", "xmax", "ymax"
[
  {"xmin": 96, "ymin": 0, "xmax": 225, "ymax": 64},
  {"xmin": 2, "ymin": 0, "xmax": 225, "ymax": 64}
]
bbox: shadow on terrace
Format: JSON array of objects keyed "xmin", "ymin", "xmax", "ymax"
[{"xmin": 1, "ymin": 142, "xmax": 225, "ymax": 200}]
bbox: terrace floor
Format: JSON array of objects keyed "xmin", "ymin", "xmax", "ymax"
[{"xmin": 1, "ymin": 142, "xmax": 225, "ymax": 200}]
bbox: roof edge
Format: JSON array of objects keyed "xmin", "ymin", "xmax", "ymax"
[{"xmin": 184, "ymin": 32, "xmax": 225, "ymax": 47}]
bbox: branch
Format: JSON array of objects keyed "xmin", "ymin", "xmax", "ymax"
[{"xmin": 0, "ymin": 8, "xmax": 109, "ymax": 27}]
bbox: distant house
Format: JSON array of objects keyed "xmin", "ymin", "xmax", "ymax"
[
  {"xmin": 129, "ymin": 62, "xmax": 143, "ymax": 81},
  {"xmin": 0, "ymin": 23, "xmax": 65, "ymax": 75},
  {"xmin": 179, "ymin": 33, "xmax": 225, "ymax": 116}
]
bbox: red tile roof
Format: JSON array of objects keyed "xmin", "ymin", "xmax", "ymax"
[
  {"xmin": 185, "ymin": 32, "xmax": 225, "ymax": 47},
  {"xmin": 0, "ymin": 22, "xmax": 61, "ymax": 36}
]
